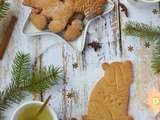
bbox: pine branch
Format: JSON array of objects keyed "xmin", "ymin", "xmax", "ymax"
[
  {"xmin": 0, "ymin": 52, "xmax": 31, "ymax": 119},
  {"xmin": 25, "ymin": 66, "xmax": 61, "ymax": 94},
  {"xmin": 0, "ymin": 82, "xmax": 26, "ymax": 111},
  {"xmin": 0, "ymin": 0, "xmax": 9, "ymax": 21},
  {"xmin": 11, "ymin": 52, "xmax": 31, "ymax": 85},
  {"xmin": 152, "ymin": 40, "xmax": 160, "ymax": 74},
  {"xmin": 123, "ymin": 21, "xmax": 160, "ymax": 74},
  {"xmin": 124, "ymin": 21, "xmax": 160, "ymax": 41},
  {"xmin": 0, "ymin": 52, "xmax": 61, "ymax": 119}
]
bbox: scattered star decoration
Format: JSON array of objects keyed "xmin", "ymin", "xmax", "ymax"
[
  {"xmin": 128, "ymin": 45, "xmax": 134, "ymax": 52},
  {"xmin": 88, "ymin": 41, "xmax": 102, "ymax": 52},
  {"xmin": 144, "ymin": 42, "xmax": 151, "ymax": 48},
  {"xmin": 72, "ymin": 63, "xmax": 78, "ymax": 69},
  {"xmin": 152, "ymin": 9, "xmax": 159, "ymax": 14},
  {"xmin": 67, "ymin": 91, "xmax": 75, "ymax": 99}
]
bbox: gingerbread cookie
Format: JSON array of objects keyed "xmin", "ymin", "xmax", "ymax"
[
  {"xmin": 23, "ymin": 0, "xmax": 108, "ymax": 41},
  {"xmin": 64, "ymin": 13, "xmax": 84, "ymax": 41},
  {"xmin": 86, "ymin": 61, "xmax": 134, "ymax": 120}
]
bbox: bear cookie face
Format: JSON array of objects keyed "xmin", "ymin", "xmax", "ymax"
[
  {"xmin": 86, "ymin": 61, "xmax": 134, "ymax": 120},
  {"xmin": 23, "ymin": 0, "xmax": 108, "ymax": 41}
]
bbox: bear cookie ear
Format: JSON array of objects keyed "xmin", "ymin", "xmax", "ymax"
[{"xmin": 102, "ymin": 63, "xmax": 110, "ymax": 70}]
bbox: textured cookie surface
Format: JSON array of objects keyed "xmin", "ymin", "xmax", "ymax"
[
  {"xmin": 87, "ymin": 61, "xmax": 134, "ymax": 120},
  {"xmin": 64, "ymin": 19, "xmax": 83, "ymax": 41},
  {"xmin": 23, "ymin": 0, "xmax": 108, "ymax": 41}
]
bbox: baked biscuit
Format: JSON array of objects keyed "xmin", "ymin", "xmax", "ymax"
[{"xmin": 87, "ymin": 61, "xmax": 134, "ymax": 120}]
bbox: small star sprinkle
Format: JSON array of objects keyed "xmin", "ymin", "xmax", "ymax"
[
  {"xmin": 72, "ymin": 63, "xmax": 78, "ymax": 69},
  {"xmin": 67, "ymin": 92, "xmax": 75, "ymax": 99},
  {"xmin": 88, "ymin": 41, "xmax": 102, "ymax": 52},
  {"xmin": 144, "ymin": 42, "xmax": 151, "ymax": 48},
  {"xmin": 152, "ymin": 9, "xmax": 159, "ymax": 14},
  {"xmin": 128, "ymin": 45, "xmax": 134, "ymax": 52}
]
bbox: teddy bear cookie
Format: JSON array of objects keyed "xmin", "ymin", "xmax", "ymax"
[
  {"xmin": 86, "ymin": 61, "xmax": 134, "ymax": 120},
  {"xmin": 23, "ymin": 0, "xmax": 108, "ymax": 41}
]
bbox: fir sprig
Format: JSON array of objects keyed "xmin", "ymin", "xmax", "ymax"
[
  {"xmin": 124, "ymin": 21, "xmax": 160, "ymax": 41},
  {"xmin": 0, "ymin": 52, "xmax": 61, "ymax": 119},
  {"xmin": 152, "ymin": 40, "xmax": 160, "ymax": 74},
  {"xmin": 11, "ymin": 52, "xmax": 31, "ymax": 85},
  {"xmin": 0, "ymin": 52, "xmax": 31, "ymax": 119},
  {"xmin": 0, "ymin": 0, "xmax": 9, "ymax": 21},
  {"xmin": 26, "ymin": 66, "xmax": 61, "ymax": 94},
  {"xmin": 124, "ymin": 21, "xmax": 160, "ymax": 74}
]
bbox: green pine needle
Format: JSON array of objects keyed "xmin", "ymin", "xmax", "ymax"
[
  {"xmin": 124, "ymin": 21, "xmax": 160, "ymax": 74},
  {"xmin": 26, "ymin": 66, "xmax": 61, "ymax": 94},
  {"xmin": 0, "ymin": 52, "xmax": 61, "ymax": 119},
  {"xmin": 0, "ymin": 52, "xmax": 30, "ymax": 119},
  {"xmin": 0, "ymin": 0, "xmax": 10, "ymax": 21},
  {"xmin": 124, "ymin": 21, "xmax": 160, "ymax": 41},
  {"xmin": 11, "ymin": 52, "xmax": 31, "ymax": 85},
  {"xmin": 152, "ymin": 40, "xmax": 160, "ymax": 74}
]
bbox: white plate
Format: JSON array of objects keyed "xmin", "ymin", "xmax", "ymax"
[
  {"xmin": 22, "ymin": 1, "xmax": 114, "ymax": 52},
  {"xmin": 129, "ymin": 0, "xmax": 160, "ymax": 3},
  {"xmin": 141, "ymin": 0, "xmax": 160, "ymax": 3}
]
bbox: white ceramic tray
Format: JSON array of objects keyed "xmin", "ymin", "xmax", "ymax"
[
  {"xmin": 128, "ymin": 0, "xmax": 160, "ymax": 3},
  {"xmin": 140, "ymin": 0, "xmax": 160, "ymax": 3},
  {"xmin": 22, "ymin": 1, "xmax": 114, "ymax": 52}
]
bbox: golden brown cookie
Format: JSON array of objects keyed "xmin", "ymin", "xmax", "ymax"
[
  {"xmin": 73, "ymin": 0, "xmax": 108, "ymax": 19},
  {"xmin": 48, "ymin": 20, "xmax": 67, "ymax": 33},
  {"xmin": 44, "ymin": 1, "xmax": 74, "ymax": 33},
  {"xmin": 23, "ymin": 0, "xmax": 108, "ymax": 40},
  {"xmin": 23, "ymin": 0, "xmax": 59, "ymax": 9},
  {"xmin": 63, "ymin": 19, "xmax": 83, "ymax": 41},
  {"xmin": 31, "ymin": 8, "xmax": 41, "ymax": 14},
  {"xmin": 87, "ymin": 61, "xmax": 134, "ymax": 120},
  {"xmin": 30, "ymin": 14, "xmax": 47, "ymax": 30}
]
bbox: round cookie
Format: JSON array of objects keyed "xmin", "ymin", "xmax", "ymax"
[{"xmin": 30, "ymin": 14, "xmax": 47, "ymax": 30}]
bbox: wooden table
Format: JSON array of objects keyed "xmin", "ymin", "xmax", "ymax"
[{"xmin": 0, "ymin": 0, "xmax": 160, "ymax": 120}]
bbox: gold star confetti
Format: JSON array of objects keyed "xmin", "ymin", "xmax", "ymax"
[
  {"xmin": 88, "ymin": 41, "xmax": 102, "ymax": 52},
  {"xmin": 67, "ymin": 92, "xmax": 75, "ymax": 99},
  {"xmin": 66, "ymin": 89, "xmax": 79, "ymax": 102},
  {"xmin": 73, "ymin": 63, "xmax": 78, "ymax": 69},
  {"xmin": 144, "ymin": 42, "xmax": 151, "ymax": 48},
  {"xmin": 152, "ymin": 9, "xmax": 159, "ymax": 14},
  {"xmin": 128, "ymin": 45, "xmax": 134, "ymax": 52}
]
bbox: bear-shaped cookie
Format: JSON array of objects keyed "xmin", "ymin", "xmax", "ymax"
[
  {"xmin": 23, "ymin": 0, "xmax": 108, "ymax": 41},
  {"xmin": 86, "ymin": 61, "xmax": 134, "ymax": 120}
]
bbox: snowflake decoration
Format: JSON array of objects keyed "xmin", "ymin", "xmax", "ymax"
[
  {"xmin": 72, "ymin": 63, "xmax": 78, "ymax": 69},
  {"xmin": 66, "ymin": 89, "xmax": 77, "ymax": 99},
  {"xmin": 152, "ymin": 9, "xmax": 159, "ymax": 14},
  {"xmin": 144, "ymin": 42, "xmax": 151, "ymax": 48},
  {"xmin": 88, "ymin": 41, "xmax": 102, "ymax": 52},
  {"xmin": 128, "ymin": 45, "xmax": 134, "ymax": 52},
  {"xmin": 67, "ymin": 92, "xmax": 75, "ymax": 99}
]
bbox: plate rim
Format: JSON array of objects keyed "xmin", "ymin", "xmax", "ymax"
[{"xmin": 140, "ymin": 0, "xmax": 160, "ymax": 3}]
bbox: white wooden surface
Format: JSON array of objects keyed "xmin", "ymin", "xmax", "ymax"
[{"xmin": 0, "ymin": 0, "xmax": 160, "ymax": 120}]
